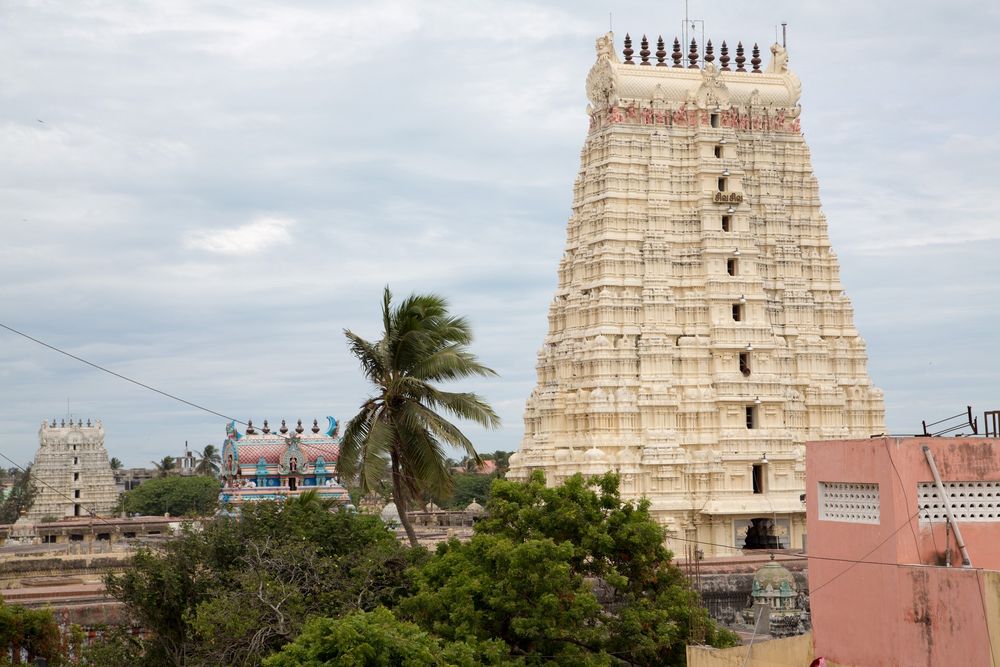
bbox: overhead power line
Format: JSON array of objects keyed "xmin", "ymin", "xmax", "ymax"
[{"xmin": 0, "ymin": 321, "xmax": 239, "ymax": 424}]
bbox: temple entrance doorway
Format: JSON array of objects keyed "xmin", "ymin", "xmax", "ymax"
[
  {"xmin": 742, "ymin": 517, "xmax": 784, "ymax": 550},
  {"xmin": 288, "ymin": 477, "xmax": 297, "ymax": 491}
]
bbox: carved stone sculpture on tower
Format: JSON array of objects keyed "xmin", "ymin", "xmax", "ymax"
[
  {"xmin": 24, "ymin": 419, "xmax": 119, "ymax": 520},
  {"xmin": 508, "ymin": 32, "xmax": 885, "ymax": 557}
]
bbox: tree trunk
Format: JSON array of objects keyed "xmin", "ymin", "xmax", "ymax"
[{"xmin": 390, "ymin": 450, "xmax": 419, "ymax": 548}]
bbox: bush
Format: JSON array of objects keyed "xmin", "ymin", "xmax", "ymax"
[
  {"xmin": 402, "ymin": 471, "xmax": 739, "ymax": 666},
  {"xmin": 0, "ymin": 601, "xmax": 64, "ymax": 666},
  {"xmin": 103, "ymin": 494, "xmax": 420, "ymax": 666},
  {"xmin": 263, "ymin": 608, "xmax": 510, "ymax": 667}
]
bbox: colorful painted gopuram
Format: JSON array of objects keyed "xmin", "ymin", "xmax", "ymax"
[
  {"xmin": 508, "ymin": 33, "xmax": 885, "ymax": 556},
  {"xmin": 219, "ymin": 417, "xmax": 349, "ymax": 505}
]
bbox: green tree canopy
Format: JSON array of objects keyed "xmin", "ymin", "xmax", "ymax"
[
  {"xmin": 104, "ymin": 498, "xmax": 419, "ymax": 666},
  {"xmin": 0, "ymin": 465, "xmax": 36, "ymax": 523},
  {"xmin": 262, "ymin": 607, "xmax": 511, "ymax": 667},
  {"xmin": 119, "ymin": 475, "xmax": 219, "ymax": 517},
  {"xmin": 338, "ymin": 287, "xmax": 500, "ymax": 547},
  {"xmin": 433, "ymin": 471, "xmax": 495, "ymax": 510},
  {"xmin": 0, "ymin": 599, "xmax": 64, "ymax": 665},
  {"xmin": 401, "ymin": 471, "xmax": 738, "ymax": 666}
]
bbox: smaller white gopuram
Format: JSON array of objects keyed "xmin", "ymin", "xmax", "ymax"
[{"xmin": 24, "ymin": 419, "xmax": 119, "ymax": 520}]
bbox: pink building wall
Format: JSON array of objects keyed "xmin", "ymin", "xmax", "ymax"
[{"xmin": 806, "ymin": 437, "xmax": 1000, "ymax": 666}]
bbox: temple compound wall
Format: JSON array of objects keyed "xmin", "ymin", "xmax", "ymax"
[
  {"xmin": 509, "ymin": 33, "xmax": 885, "ymax": 557},
  {"xmin": 25, "ymin": 420, "xmax": 119, "ymax": 521}
]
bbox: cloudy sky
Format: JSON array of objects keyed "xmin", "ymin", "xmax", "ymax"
[{"xmin": 1, "ymin": 1, "xmax": 997, "ymax": 467}]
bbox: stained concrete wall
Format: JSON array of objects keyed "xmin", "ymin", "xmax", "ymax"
[
  {"xmin": 687, "ymin": 632, "xmax": 813, "ymax": 667},
  {"xmin": 807, "ymin": 437, "xmax": 1000, "ymax": 666}
]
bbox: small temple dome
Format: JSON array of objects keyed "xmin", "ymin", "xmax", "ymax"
[
  {"xmin": 753, "ymin": 558, "xmax": 797, "ymax": 594},
  {"xmin": 508, "ymin": 452, "xmax": 521, "ymax": 466},
  {"xmin": 380, "ymin": 501, "xmax": 401, "ymax": 525},
  {"xmin": 425, "ymin": 501, "xmax": 441, "ymax": 513},
  {"xmin": 750, "ymin": 556, "xmax": 801, "ymax": 615},
  {"xmin": 584, "ymin": 446, "xmax": 606, "ymax": 463},
  {"xmin": 465, "ymin": 499, "xmax": 485, "ymax": 515}
]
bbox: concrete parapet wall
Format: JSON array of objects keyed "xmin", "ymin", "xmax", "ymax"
[
  {"xmin": 812, "ymin": 565, "xmax": 1000, "ymax": 667},
  {"xmin": 687, "ymin": 632, "xmax": 813, "ymax": 666},
  {"xmin": 0, "ymin": 552, "xmax": 131, "ymax": 588}
]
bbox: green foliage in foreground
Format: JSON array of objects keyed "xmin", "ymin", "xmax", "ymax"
[
  {"xmin": 118, "ymin": 474, "xmax": 219, "ymax": 517},
  {"xmin": 90, "ymin": 473, "xmax": 734, "ymax": 666},
  {"xmin": 266, "ymin": 472, "xmax": 738, "ymax": 667},
  {"xmin": 0, "ymin": 600, "xmax": 64, "ymax": 665},
  {"xmin": 406, "ymin": 472, "xmax": 738, "ymax": 665},
  {"xmin": 262, "ymin": 608, "xmax": 511, "ymax": 667},
  {"xmin": 104, "ymin": 495, "xmax": 419, "ymax": 666}
]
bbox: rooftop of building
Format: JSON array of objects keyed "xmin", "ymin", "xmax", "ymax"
[{"xmin": 40, "ymin": 418, "xmax": 102, "ymax": 430}]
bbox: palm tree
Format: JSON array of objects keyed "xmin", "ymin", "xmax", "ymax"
[
  {"xmin": 109, "ymin": 457, "xmax": 123, "ymax": 471},
  {"xmin": 194, "ymin": 444, "xmax": 221, "ymax": 477},
  {"xmin": 287, "ymin": 489, "xmax": 335, "ymax": 511},
  {"xmin": 151, "ymin": 456, "xmax": 176, "ymax": 478},
  {"xmin": 338, "ymin": 287, "xmax": 500, "ymax": 547},
  {"xmin": 459, "ymin": 455, "xmax": 478, "ymax": 473}
]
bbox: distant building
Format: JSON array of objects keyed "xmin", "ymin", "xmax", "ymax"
[
  {"xmin": 177, "ymin": 443, "xmax": 197, "ymax": 476},
  {"xmin": 115, "ymin": 467, "xmax": 156, "ymax": 493},
  {"xmin": 25, "ymin": 419, "xmax": 118, "ymax": 520},
  {"xmin": 452, "ymin": 459, "xmax": 497, "ymax": 475},
  {"xmin": 219, "ymin": 418, "xmax": 348, "ymax": 505}
]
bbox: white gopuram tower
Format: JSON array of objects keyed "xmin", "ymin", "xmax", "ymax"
[
  {"xmin": 508, "ymin": 34, "xmax": 885, "ymax": 556},
  {"xmin": 25, "ymin": 419, "xmax": 119, "ymax": 520}
]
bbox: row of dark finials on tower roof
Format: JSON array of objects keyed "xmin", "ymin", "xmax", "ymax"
[
  {"xmin": 49, "ymin": 418, "xmax": 92, "ymax": 427},
  {"xmin": 244, "ymin": 418, "xmax": 321, "ymax": 436},
  {"xmin": 623, "ymin": 34, "xmax": 763, "ymax": 72}
]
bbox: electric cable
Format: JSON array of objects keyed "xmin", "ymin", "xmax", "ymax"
[
  {"xmin": 885, "ymin": 439, "xmax": 922, "ymax": 562},
  {"xmin": 0, "ymin": 321, "xmax": 240, "ymax": 424},
  {"xmin": 808, "ymin": 506, "xmax": 926, "ymax": 596},
  {"xmin": 974, "ymin": 571, "xmax": 998, "ymax": 667}
]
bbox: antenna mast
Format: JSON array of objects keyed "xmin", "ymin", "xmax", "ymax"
[
  {"xmin": 684, "ymin": 0, "xmax": 688, "ymax": 45},
  {"xmin": 680, "ymin": 1, "xmax": 705, "ymax": 65}
]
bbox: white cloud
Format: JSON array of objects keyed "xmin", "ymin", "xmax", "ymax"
[{"xmin": 184, "ymin": 216, "xmax": 295, "ymax": 255}]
